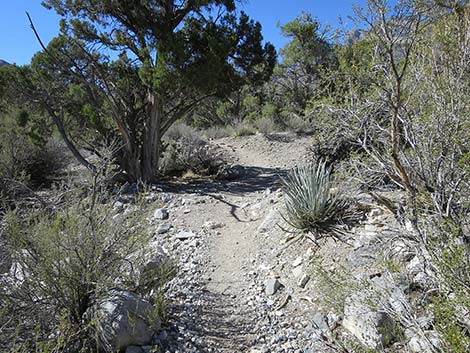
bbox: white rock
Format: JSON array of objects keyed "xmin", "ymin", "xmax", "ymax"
[
  {"xmin": 249, "ymin": 202, "xmax": 263, "ymax": 218},
  {"xmin": 203, "ymin": 221, "xmax": 224, "ymax": 230},
  {"xmin": 265, "ymin": 278, "xmax": 282, "ymax": 295},
  {"xmin": 114, "ymin": 201, "xmax": 124, "ymax": 209},
  {"xmin": 292, "ymin": 266, "xmax": 303, "ymax": 278},
  {"xmin": 364, "ymin": 224, "xmax": 378, "ymax": 232},
  {"xmin": 175, "ymin": 230, "xmax": 196, "ymax": 240},
  {"xmin": 85, "ymin": 289, "xmax": 158, "ymax": 352},
  {"xmin": 157, "ymin": 223, "xmax": 172, "ymax": 234},
  {"xmin": 369, "ymin": 208, "xmax": 383, "ymax": 218},
  {"xmin": 181, "ymin": 198, "xmax": 192, "ymax": 205},
  {"xmin": 342, "ymin": 276, "xmax": 407, "ymax": 349},
  {"xmin": 292, "ymin": 256, "xmax": 303, "ymax": 267},
  {"xmin": 153, "ymin": 208, "xmax": 169, "ymax": 220},
  {"xmin": 305, "ymin": 247, "xmax": 314, "ymax": 260},
  {"xmin": 160, "ymin": 193, "xmax": 172, "ymax": 203},
  {"xmin": 408, "ymin": 331, "xmax": 440, "ymax": 353}
]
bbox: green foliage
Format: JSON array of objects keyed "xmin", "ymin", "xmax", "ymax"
[
  {"xmin": 0, "ymin": 182, "xmax": 171, "ymax": 352},
  {"xmin": 421, "ymin": 216, "xmax": 470, "ymax": 352},
  {"xmin": 274, "ymin": 12, "xmax": 337, "ymax": 113},
  {"xmin": 0, "ymin": 110, "xmax": 66, "ymax": 202},
  {"xmin": 281, "ymin": 160, "xmax": 356, "ymax": 238},
  {"xmin": 256, "ymin": 117, "xmax": 276, "ymax": 135},
  {"xmin": 322, "ymin": 36, "xmax": 378, "ymax": 103},
  {"xmin": 233, "ymin": 121, "xmax": 257, "ymax": 137},
  {"xmin": 29, "ymin": 0, "xmax": 276, "ymax": 181},
  {"xmin": 431, "ymin": 295, "xmax": 470, "ymax": 353},
  {"xmin": 202, "ymin": 126, "xmax": 234, "ymax": 140}
]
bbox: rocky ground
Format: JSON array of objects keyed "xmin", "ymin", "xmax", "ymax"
[
  {"xmin": 0, "ymin": 132, "xmax": 456, "ymax": 353},
  {"xmin": 150, "ymin": 133, "xmax": 315, "ymax": 353},
  {"xmin": 124, "ymin": 133, "xmax": 436, "ymax": 353}
]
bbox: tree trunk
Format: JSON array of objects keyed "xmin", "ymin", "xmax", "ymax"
[
  {"xmin": 142, "ymin": 93, "xmax": 163, "ymax": 182},
  {"xmin": 46, "ymin": 107, "xmax": 97, "ymax": 174},
  {"xmin": 118, "ymin": 149, "xmax": 142, "ymax": 182},
  {"xmin": 390, "ymin": 79, "xmax": 413, "ymax": 194}
]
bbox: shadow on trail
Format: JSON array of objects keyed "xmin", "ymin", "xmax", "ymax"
[
  {"xmin": 159, "ymin": 165, "xmax": 289, "ymax": 196},
  {"xmin": 165, "ymin": 288, "xmax": 257, "ymax": 352}
]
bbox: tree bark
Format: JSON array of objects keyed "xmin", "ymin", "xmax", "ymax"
[{"xmin": 142, "ymin": 93, "xmax": 163, "ymax": 182}]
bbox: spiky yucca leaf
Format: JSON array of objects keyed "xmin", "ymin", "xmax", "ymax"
[{"xmin": 281, "ymin": 161, "xmax": 351, "ymax": 238}]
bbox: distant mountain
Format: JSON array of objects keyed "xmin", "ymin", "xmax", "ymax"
[
  {"xmin": 346, "ymin": 30, "xmax": 366, "ymax": 46},
  {"xmin": 0, "ymin": 59, "xmax": 10, "ymax": 67}
]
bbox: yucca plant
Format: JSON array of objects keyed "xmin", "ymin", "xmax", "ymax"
[{"xmin": 281, "ymin": 160, "xmax": 355, "ymax": 241}]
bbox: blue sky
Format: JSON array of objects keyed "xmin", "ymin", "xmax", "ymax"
[{"xmin": 0, "ymin": 1, "xmax": 367, "ymax": 65}]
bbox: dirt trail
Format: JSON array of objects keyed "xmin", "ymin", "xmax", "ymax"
[{"xmin": 165, "ymin": 134, "xmax": 312, "ymax": 352}]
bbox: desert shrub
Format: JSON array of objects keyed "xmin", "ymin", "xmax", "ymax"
[
  {"xmin": 283, "ymin": 113, "xmax": 311, "ymax": 133},
  {"xmin": 310, "ymin": 136, "xmax": 361, "ymax": 167},
  {"xmin": 202, "ymin": 126, "xmax": 234, "ymax": 140},
  {"xmin": 256, "ymin": 117, "xmax": 276, "ymax": 135},
  {"xmin": 281, "ymin": 160, "xmax": 358, "ymax": 240},
  {"xmin": 261, "ymin": 102, "xmax": 279, "ymax": 121},
  {"xmin": 0, "ymin": 114, "xmax": 67, "ymax": 196},
  {"xmin": 164, "ymin": 122, "xmax": 202, "ymax": 142},
  {"xmin": 0, "ymin": 182, "xmax": 173, "ymax": 352},
  {"xmin": 22, "ymin": 140, "xmax": 68, "ymax": 186},
  {"xmin": 418, "ymin": 216, "xmax": 470, "ymax": 353},
  {"xmin": 232, "ymin": 121, "xmax": 256, "ymax": 136},
  {"xmin": 161, "ymin": 131, "xmax": 226, "ymax": 177}
]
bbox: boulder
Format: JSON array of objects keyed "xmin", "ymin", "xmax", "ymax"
[
  {"xmin": 342, "ymin": 275, "xmax": 407, "ymax": 349},
  {"xmin": 153, "ymin": 208, "xmax": 169, "ymax": 220},
  {"xmin": 311, "ymin": 312, "xmax": 329, "ymax": 333},
  {"xmin": 160, "ymin": 193, "xmax": 173, "ymax": 204},
  {"xmin": 407, "ymin": 330, "xmax": 440, "ymax": 353},
  {"xmin": 85, "ymin": 289, "xmax": 159, "ymax": 352},
  {"xmin": 406, "ymin": 255, "xmax": 429, "ymax": 288},
  {"xmin": 143, "ymin": 244, "xmax": 172, "ymax": 274}
]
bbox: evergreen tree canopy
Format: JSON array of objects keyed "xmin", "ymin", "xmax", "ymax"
[{"xmin": 35, "ymin": 0, "xmax": 276, "ymax": 181}]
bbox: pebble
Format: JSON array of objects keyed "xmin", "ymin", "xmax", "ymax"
[
  {"xmin": 157, "ymin": 223, "xmax": 172, "ymax": 234},
  {"xmin": 265, "ymin": 278, "xmax": 282, "ymax": 295},
  {"xmin": 175, "ymin": 230, "xmax": 196, "ymax": 240}
]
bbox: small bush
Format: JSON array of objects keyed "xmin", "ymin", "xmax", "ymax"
[
  {"xmin": 419, "ymin": 216, "xmax": 470, "ymax": 353},
  {"xmin": 164, "ymin": 122, "xmax": 202, "ymax": 142},
  {"xmin": 161, "ymin": 136, "xmax": 226, "ymax": 177},
  {"xmin": 284, "ymin": 113, "xmax": 311, "ymax": 133},
  {"xmin": 232, "ymin": 121, "xmax": 256, "ymax": 136},
  {"xmin": 0, "ymin": 116, "xmax": 67, "ymax": 193},
  {"xmin": 0, "ymin": 184, "xmax": 173, "ymax": 352},
  {"xmin": 281, "ymin": 160, "xmax": 357, "ymax": 239},
  {"xmin": 256, "ymin": 117, "xmax": 276, "ymax": 135},
  {"xmin": 202, "ymin": 126, "xmax": 234, "ymax": 140}
]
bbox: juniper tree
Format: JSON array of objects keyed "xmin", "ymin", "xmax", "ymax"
[{"xmin": 31, "ymin": 0, "xmax": 275, "ymax": 182}]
